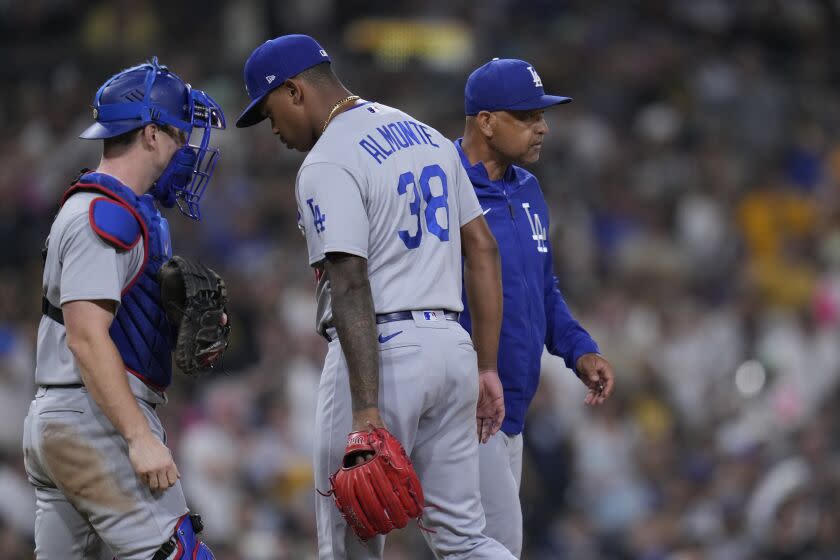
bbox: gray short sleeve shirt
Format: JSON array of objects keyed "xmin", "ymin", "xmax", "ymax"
[
  {"xmin": 295, "ymin": 102, "xmax": 483, "ymax": 334},
  {"xmin": 35, "ymin": 191, "xmax": 145, "ymax": 386}
]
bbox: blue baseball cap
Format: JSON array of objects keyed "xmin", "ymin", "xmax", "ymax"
[
  {"xmin": 465, "ymin": 58, "xmax": 571, "ymax": 115},
  {"xmin": 235, "ymin": 34, "xmax": 331, "ymax": 128}
]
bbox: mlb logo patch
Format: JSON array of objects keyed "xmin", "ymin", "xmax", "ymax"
[{"xmin": 422, "ymin": 311, "xmax": 438, "ymax": 321}]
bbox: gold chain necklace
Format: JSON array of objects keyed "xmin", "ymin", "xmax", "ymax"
[{"xmin": 321, "ymin": 95, "xmax": 361, "ymax": 134}]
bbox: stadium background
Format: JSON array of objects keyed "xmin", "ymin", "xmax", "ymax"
[{"xmin": 1, "ymin": 1, "xmax": 839, "ymax": 558}]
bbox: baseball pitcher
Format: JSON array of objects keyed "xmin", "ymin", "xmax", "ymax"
[{"xmin": 236, "ymin": 35, "xmax": 516, "ymax": 559}]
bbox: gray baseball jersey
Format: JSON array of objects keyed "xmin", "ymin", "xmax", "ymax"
[
  {"xmin": 298, "ymin": 102, "xmax": 515, "ymax": 559},
  {"xmin": 35, "ymin": 192, "xmax": 163, "ymax": 403},
  {"xmin": 295, "ymin": 102, "xmax": 482, "ymax": 335}
]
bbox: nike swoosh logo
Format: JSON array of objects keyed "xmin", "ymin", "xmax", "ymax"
[
  {"xmin": 378, "ymin": 331, "xmax": 403, "ymax": 344},
  {"xmin": 482, "ymin": 208, "xmax": 492, "ymax": 215}
]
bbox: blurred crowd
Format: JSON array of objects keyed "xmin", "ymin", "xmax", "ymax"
[{"xmin": 2, "ymin": 1, "xmax": 840, "ymax": 558}]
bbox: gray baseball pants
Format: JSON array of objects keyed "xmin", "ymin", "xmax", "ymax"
[
  {"xmin": 478, "ymin": 431, "xmax": 524, "ymax": 557},
  {"xmin": 314, "ymin": 310, "xmax": 516, "ymax": 559},
  {"xmin": 23, "ymin": 386, "xmax": 187, "ymax": 560}
]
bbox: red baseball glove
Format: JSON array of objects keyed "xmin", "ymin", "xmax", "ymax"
[{"xmin": 321, "ymin": 428, "xmax": 424, "ymax": 541}]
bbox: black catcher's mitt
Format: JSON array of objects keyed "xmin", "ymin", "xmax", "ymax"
[{"xmin": 157, "ymin": 256, "xmax": 229, "ymax": 375}]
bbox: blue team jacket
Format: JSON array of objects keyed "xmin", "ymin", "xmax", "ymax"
[{"xmin": 455, "ymin": 139, "xmax": 599, "ymax": 435}]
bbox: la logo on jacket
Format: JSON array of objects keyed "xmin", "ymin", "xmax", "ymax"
[{"xmin": 521, "ymin": 203, "xmax": 547, "ymax": 253}]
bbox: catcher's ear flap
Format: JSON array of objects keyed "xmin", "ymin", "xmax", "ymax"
[{"xmin": 157, "ymin": 258, "xmax": 187, "ymax": 324}]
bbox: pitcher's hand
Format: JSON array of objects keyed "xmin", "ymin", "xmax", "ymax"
[{"xmin": 477, "ymin": 370, "xmax": 505, "ymax": 443}]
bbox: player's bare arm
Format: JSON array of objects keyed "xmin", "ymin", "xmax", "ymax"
[
  {"xmin": 63, "ymin": 299, "xmax": 179, "ymax": 491},
  {"xmin": 461, "ymin": 215, "xmax": 505, "ymax": 442},
  {"xmin": 323, "ymin": 252, "xmax": 384, "ymax": 432},
  {"xmin": 461, "ymin": 216, "xmax": 502, "ymax": 370}
]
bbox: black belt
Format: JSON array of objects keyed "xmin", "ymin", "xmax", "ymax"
[
  {"xmin": 323, "ymin": 310, "xmax": 459, "ymax": 342},
  {"xmin": 42, "ymin": 297, "xmax": 65, "ymax": 325},
  {"xmin": 376, "ymin": 310, "xmax": 459, "ymax": 324},
  {"xmin": 40, "ymin": 384, "xmax": 84, "ymax": 389},
  {"xmin": 38, "ymin": 384, "xmax": 157, "ymax": 409}
]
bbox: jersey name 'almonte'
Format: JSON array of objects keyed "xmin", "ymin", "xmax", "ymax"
[{"xmin": 295, "ymin": 102, "xmax": 483, "ymax": 334}]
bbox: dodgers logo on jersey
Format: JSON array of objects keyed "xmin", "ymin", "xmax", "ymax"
[
  {"xmin": 527, "ymin": 66, "xmax": 543, "ymax": 88},
  {"xmin": 306, "ymin": 198, "xmax": 326, "ymax": 233},
  {"xmin": 522, "ymin": 202, "xmax": 547, "ymax": 253}
]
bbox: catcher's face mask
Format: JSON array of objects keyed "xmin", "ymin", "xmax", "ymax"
[
  {"xmin": 81, "ymin": 57, "xmax": 226, "ymax": 220},
  {"xmin": 170, "ymin": 87, "xmax": 226, "ymax": 220}
]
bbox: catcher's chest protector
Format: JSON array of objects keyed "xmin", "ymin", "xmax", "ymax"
[{"xmin": 63, "ymin": 172, "xmax": 176, "ymax": 390}]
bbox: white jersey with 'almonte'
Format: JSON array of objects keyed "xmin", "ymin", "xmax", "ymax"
[{"xmin": 295, "ymin": 102, "xmax": 483, "ymax": 334}]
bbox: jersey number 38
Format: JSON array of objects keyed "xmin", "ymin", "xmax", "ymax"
[{"xmin": 397, "ymin": 164, "xmax": 449, "ymax": 249}]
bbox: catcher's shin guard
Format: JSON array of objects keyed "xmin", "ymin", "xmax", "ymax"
[{"xmin": 152, "ymin": 513, "xmax": 215, "ymax": 560}]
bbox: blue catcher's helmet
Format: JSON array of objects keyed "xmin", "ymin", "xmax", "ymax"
[{"xmin": 80, "ymin": 57, "xmax": 226, "ymax": 220}]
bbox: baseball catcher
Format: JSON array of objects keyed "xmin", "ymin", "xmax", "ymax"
[{"xmin": 24, "ymin": 57, "xmax": 225, "ymax": 559}]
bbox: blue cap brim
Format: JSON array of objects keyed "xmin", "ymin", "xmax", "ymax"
[
  {"xmin": 79, "ymin": 120, "xmax": 143, "ymax": 140},
  {"xmin": 235, "ymin": 94, "xmax": 269, "ymax": 128},
  {"xmin": 505, "ymin": 94, "xmax": 572, "ymax": 111}
]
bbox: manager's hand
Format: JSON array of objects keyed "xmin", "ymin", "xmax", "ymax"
[{"xmin": 575, "ymin": 353, "xmax": 615, "ymax": 406}]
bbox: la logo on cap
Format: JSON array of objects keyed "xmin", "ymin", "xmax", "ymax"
[{"xmin": 527, "ymin": 66, "xmax": 542, "ymax": 88}]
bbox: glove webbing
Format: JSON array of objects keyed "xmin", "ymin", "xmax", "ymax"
[{"xmin": 176, "ymin": 256, "xmax": 226, "ymax": 299}]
